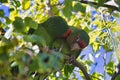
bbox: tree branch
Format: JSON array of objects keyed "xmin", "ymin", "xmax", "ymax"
[
  {"xmin": 79, "ymin": 0, "xmax": 119, "ymax": 11},
  {"xmin": 46, "ymin": 0, "xmax": 54, "ymax": 17},
  {"xmin": 54, "ymin": 0, "xmax": 119, "ymax": 11},
  {"xmin": 71, "ymin": 59, "xmax": 91, "ymax": 80},
  {"xmin": 111, "ymin": 62, "xmax": 120, "ymax": 80},
  {"xmin": 111, "ymin": 72, "xmax": 119, "ymax": 80}
]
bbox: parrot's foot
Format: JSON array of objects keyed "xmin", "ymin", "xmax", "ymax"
[{"xmin": 69, "ymin": 55, "xmax": 76, "ymax": 64}]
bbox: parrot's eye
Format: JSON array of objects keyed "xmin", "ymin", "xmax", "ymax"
[{"xmin": 76, "ymin": 38, "xmax": 86, "ymax": 49}]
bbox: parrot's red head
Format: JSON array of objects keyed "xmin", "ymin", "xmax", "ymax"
[
  {"xmin": 76, "ymin": 37, "xmax": 87, "ymax": 49},
  {"xmin": 67, "ymin": 27, "xmax": 89, "ymax": 51},
  {"xmin": 70, "ymin": 36, "xmax": 87, "ymax": 51}
]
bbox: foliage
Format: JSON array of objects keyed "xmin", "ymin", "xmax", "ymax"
[{"xmin": 0, "ymin": 0, "xmax": 120, "ymax": 80}]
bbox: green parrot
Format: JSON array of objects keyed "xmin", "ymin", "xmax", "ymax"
[
  {"xmin": 31, "ymin": 24, "xmax": 53, "ymax": 46},
  {"xmin": 52, "ymin": 26, "xmax": 90, "ymax": 58},
  {"xmin": 41, "ymin": 16, "xmax": 71, "ymax": 39},
  {"xmin": 52, "ymin": 26, "xmax": 90, "ymax": 77},
  {"xmin": 28, "ymin": 16, "xmax": 71, "ymax": 51}
]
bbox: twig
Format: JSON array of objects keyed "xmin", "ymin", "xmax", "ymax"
[
  {"xmin": 46, "ymin": 0, "xmax": 54, "ymax": 17},
  {"xmin": 103, "ymin": 52, "xmax": 107, "ymax": 80},
  {"xmin": 79, "ymin": 0, "xmax": 119, "ymax": 11},
  {"xmin": 111, "ymin": 72, "xmax": 118, "ymax": 80},
  {"xmin": 71, "ymin": 59, "xmax": 91, "ymax": 80},
  {"xmin": 53, "ymin": 0, "xmax": 119, "ymax": 12},
  {"xmin": 111, "ymin": 63, "xmax": 120, "ymax": 80}
]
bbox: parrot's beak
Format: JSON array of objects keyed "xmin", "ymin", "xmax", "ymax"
[{"xmin": 71, "ymin": 43, "xmax": 81, "ymax": 51}]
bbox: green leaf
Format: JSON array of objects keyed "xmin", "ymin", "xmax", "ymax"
[
  {"xmin": 0, "ymin": 53, "xmax": 9, "ymax": 61},
  {"xmin": 22, "ymin": 0, "xmax": 30, "ymax": 10},
  {"xmin": 0, "ymin": 0, "xmax": 8, "ymax": 3},
  {"xmin": 0, "ymin": 10, "xmax": 4, "ymax": 17},
  {"xmin": 91, "ymin": 72, "xmax": 104, "ymax": 80},
  {"xmin": 28, "ymin": 58, "xmax": 39, "ymax": 72},
  {"xmin": 73, "ymin": 3, "xmax": 86, "ymax": 13},
  {"xmin": 91, "ymin": 42, "xmax": 100, "ymax": 53},
  {"xmin": 105, "ymin": 61, "xmax": 115, "ymax": 76},
  {"xmin": 13, "ymin": 17, "xmax": 25, "ymax": 33},
  {"xmin": 103, "ymin": 44, "xmax": 113, "ymax": 52},
  {"xmin": 23, "ymin": 34, "xmax": 46, "ymax": 47},
  {"xmin": 24, "ymin": 17, "xmax": 38, "ymax": 29},
  {"xmin": 10, "ymin": 37, "xmax": 18, "ymax": 46},
  {"xmin": 98, "ymin": 0, "xmax": 105, "ymax": 6},
  {"xmin": 13, "ymin": 0, "xmax": 21, "ymax": 7},
  {"xmin": 63, "ymin": 0, "xmax": 72, "ymax": 19},
  {"xmin": 52, "ymin": 6, "xmax": 59, "ymax": 15},
  {"xmin": 37, "ymin": 53, "xmax": 53, "ymax": 73},
  {"xmin": 115, "ymin": 75, "xmax": 120, "ymax": 80},
  {"xmin": 0, "ymin": 62, "xmax": 11, "ymax": 76},
  {"xmin": 4, "ymin": 17, "xmax": 11, "ymax": 24},
  {"xmin": 115, "ymin": 0, "xmax": 120, "ymax": 9},
  {"xmin": 64, "ymin": 64, "xmax": 74, "ymax": 77},
  {"xmin": 64, "ymin": 65, "xmax": 69, "ymax": 77},
  {"xmin": 111, "ymin": 25, "xmax": 120, "ymax": 32}
]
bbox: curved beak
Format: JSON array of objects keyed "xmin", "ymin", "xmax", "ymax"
[{"xmin": 71, "ymin": 43, "xmax": 81, "ymax": 51}]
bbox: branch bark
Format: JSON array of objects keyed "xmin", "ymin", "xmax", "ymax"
[
  {"xmin": 71, "ymin": 59, "xmax": 91, "ymax": 80},
  {"xmin": 79, "ymin": 0, "xmax": 119, "ymax": 11},
  {"xmin": 46, "ymin": 0, "xmax": 54, "ymax": 17},
  {"xmin": 55, "ymin": 0, "xmax": 119, "ymax": 11},
  {"xmin": 111, "ymin": 62, "xmax": 120, "ymax": 80}
]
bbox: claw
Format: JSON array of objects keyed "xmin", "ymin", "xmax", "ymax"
[{"xmin": 69, "ymin": 55, "xmax": 76, "ymax": 64}]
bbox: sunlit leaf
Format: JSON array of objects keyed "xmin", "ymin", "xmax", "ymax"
[
  {"xmin": 92, "ymin": 20, "xmax": 101, "ymax": 28},
  {"xmin": 13, "ymin": 0, "xmax": 21, "ymax": 7},
  {"xmin": 105, "ymin": 61, "xmax": 115, "ymax": 76},
  {"xmin": 89, "ymin": 30, "xmax": 101, "ymax": 44},
  {"xmin": 111, "ymin": 25, "xmax": 120, "ymax": 32},
  {"xmin": 91, "ymin": 42, "xmax": 100, "ymax": 52},
  {"xmin": 22, "ymin": 0, "xmax": 30, "ymax": 10},
  {"xmin": 50, "ymin": 0, "xmax": 59, "ymax": 5},
  {"xmin": 91, "ymin": 72, "xmax": 104, "ymax": 80},
  {"xmin": 52, "ymin": 6, "xmax": 59, "ymax": 15},
  {"xmin": 10, "ymin": 10, "xmax": 19, "ymax": 20},
  {"xmin": 103, "ymin": 44, "xmax": 113, "ymax": 52}
]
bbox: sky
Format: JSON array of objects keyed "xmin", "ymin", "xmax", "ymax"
[{"xmin": 80, "ymin": 45, "xmax": 112, "ymax": 80}]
